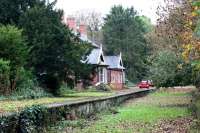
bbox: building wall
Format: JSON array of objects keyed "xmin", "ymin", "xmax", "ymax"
[
  {"xmin": 91, "ymin": 67, "xmax": 108, "ymax": 85},
  {"xmin": 91, "ymin": 72, "xmax": 98, "ymax": 85},
  {"xmin": 107, "ymin": 69, "xmax": 124, "ymax": 90}
]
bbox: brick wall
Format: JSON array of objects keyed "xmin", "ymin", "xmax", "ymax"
[
  {"xmin": 79, "ymin": 24, "xmax": 87, "ymax": 37},
  {"xmin": 108, "ymin": 69, "xmax": 124, "ymax": 90}
]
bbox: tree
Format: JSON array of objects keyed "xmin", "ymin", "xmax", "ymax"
[
  {"xmin": 102, "ymin": 5, "xmax": 150, "ymax": 82},
  {"xmin": 137, "ymin": 15, "xmax": 153, "ymax": 33},
  {"xmin": 0, "ymin": 59, "xmax": 10, "ymax": 94},
  {"xmin": 156, "ymin": 0, "xmax": 200, "ymax": 88},
  {"xmin": 19, "ymin": 2, "xmax": 91, "ymax": 93},
  {"xmin": 0, "ymin": 25, "xmax": 27, "ymax": 93},
  {"xmin": 0, "ymin": 0, "xmax": 44, "ymax": 25},
  {"xmin": 149, "ymin": 51, "xmax": 179, "ymax": 87}
]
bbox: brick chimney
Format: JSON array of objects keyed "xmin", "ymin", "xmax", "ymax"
[
  {"xmin": 66, "ymin": 17, "xmax": 76, "ymax": 31},
  {"xmin": 78, "ymin": 23, "xmax": 87, "ymax": 38}
]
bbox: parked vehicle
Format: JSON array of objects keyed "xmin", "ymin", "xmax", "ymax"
[{"xmin": 137, "ymin": 81, "xmax": 150, "ymax": 89}]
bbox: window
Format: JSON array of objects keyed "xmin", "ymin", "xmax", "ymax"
[
  {"xmin": 100, "ymin": 55, "xmax": 104, "ymax": 62},
  {"xmin": 120, "ymin": 60, "xmax": 122, "ymax": 66},
  {"xmin": 99, "ymin": 67, "xmax": 104, "ymax": 83}
]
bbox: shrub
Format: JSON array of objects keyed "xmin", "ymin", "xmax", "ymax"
[
  {"xmin": 96, "ymin": 83, "xmax": 112, "ymax": 91},
  {"xmin": 19, "ymin": 105, "xmax": 49, "ymax": 133},
  {"xmin": 56, "ymin": 83, "xmax": 75, "ymax": 96},
  {"xmin": 149, "ymin": 51, "xmax": 193, "ymax": 88},
  {"xmin": 174, "ymin": 63, "xmax": 193, "ymax": 86},
  {"xmin": 192, "ymin": 61, "xmax": 200, "ymax": 89},
  {"xmin": 0, "ymin": 59, "xmax": 10, "ymax": 94},
  {"xmin": 11, "ymin": 68, "xmax": 51, "ymax": 99},
  {"xmin": 149, "ymin": 51, "xmax": 178, "ymax": 87}
]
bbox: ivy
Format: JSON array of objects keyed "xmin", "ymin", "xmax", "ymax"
[{"xmin": 19, "ymin": 105, "xmax": 49, "ymax": 133}]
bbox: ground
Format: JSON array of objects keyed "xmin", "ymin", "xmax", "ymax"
[{"xmin": 49, "ymin": 86, "xmax": 200, "ymax": 133}]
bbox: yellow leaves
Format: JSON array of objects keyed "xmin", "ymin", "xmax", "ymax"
[
  {"xmin": 181, "ymin": 1, "xmax": 200, "ymax": 62},
  {"xmin": 189, "ymin": 21, "xmax": 193, "ymax": 26},
  {"xmin": 194, "ymin": 6, "xmax": 199, "ymax": 10},
  {"xmin": 187, "ymin": 44, "xmax": 193, "ymax": 50},
  {"xmin": 181, "ymin": 32, "xmax": 193, "ymax": 43},
  {"xmin": 182, "ymin": 44, "xmax": 194, "ymax": 61},
  {"xmin": 182, "ymin": 51, "xmax": 189, "ymax": 61},
  {"xmin": 192, "ymin": 11, "xmax": 198, "ymax": 17}
]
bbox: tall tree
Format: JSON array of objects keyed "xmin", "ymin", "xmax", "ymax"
[
  {"xmin": 0, "ymin": 25, "xmax": 27, "ymax": 93},
  {"xmin": 19, "ymin": 2, "xmax": 91, "ymax": 93},
  {"xmin": 0, "ymin": 0, "xmax": 44, "ymax": 25},
  {"xmin": 103, "ymin": 5, "xmax": 149, "ymax": 82}
]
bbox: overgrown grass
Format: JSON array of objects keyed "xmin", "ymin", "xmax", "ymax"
[
  {"xmin": 151, "ymin": 91, "xmax": 190, "ymax": 97},
  {"xmin": 0, "ymin": 97, "xmax": 84, "ymax": 113},
  {"xmin": 62, "ymin": 88, "xmax": 193, "ymax": 133},
  {"xmin": 0, "ymin": 90, "xmax": 114, "ymax": 113}
]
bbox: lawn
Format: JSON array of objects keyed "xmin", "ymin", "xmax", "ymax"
[
  {"xmin": 49, "ymin": 87, "xmax": 197, "ymax": 133},
  {"xmin": 0, "ymin": 91, "xmax": 114, "ymax": 114}
]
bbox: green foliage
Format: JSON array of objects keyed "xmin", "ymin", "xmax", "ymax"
[
  {"xmin": 149, "ymin": 51, "xmax": 178, "ymax": 87},
  {"xmin": 12, "ymin": 86, "xmax": 51, "ymax": 100},
  {"xmin": 192, "ymin": 62, "xmax": 200, "ymax": 88},
  {"xmin": 56, "ymin": 84, "xmax": 74, "ymax": 96},
  {"xmin": 174, "ymin": 63, "xmax": 193, "ymax": 86},
  {"xmin": 96, "ymin": 83, "xmax": 112, "ymax": 91},
  {"xmin": 74, "ymin": 89, "xmax": 192, "ymax": 133},
  {"xmin": 0, "ymin": 25, "xmax": 27, "ymax": 93},
  {"xmin": 0, "ymin": 25, "xmax": 27, "ymax": 67},
  {"xmin": 103, "ymin": 5, "xmax": 150, "ymax": 82},
  {"xmin": 191, "ymin": 89, "xmax": 200, "ymax": 124},
  {"xmin": 0, "ymin": 0, "xmax": 92, "ymax": 96},
  {"xmin": 0, "ymin": 0, "xmax": 45, "ymax": 25},
  {"xmin": 19, "ymin": 2, "xmax": 91, "ymax": 93},
  {"xmin": 137, "ymin": 15, "xmax": 153, "ymax": 33},
  {"xmin": 0, "ymin": 59, "xmax": 10, "ymax": 94},
  {"xmin": 19, "ymin": 105, "xmax": 49, "ymax": 133},
  {"xmin": 0, "ymin": 67, "xmax": 51, "ymax": 100},
  {"xmin": 149, "ymin": 51, "xmax": 193, "ymax": 88},
  {"xmin": 48, "ymin": 119, "xmax": 89, "ymax": 132}
]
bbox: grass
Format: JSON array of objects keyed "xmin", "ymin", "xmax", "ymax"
[
  {"xmin": 0, "ymin": 97, "xmax": 81, "ymax": 113},
  {"xmin": 62, "ymin": 92, "xmax": 113, "ymax": 97},
  {"xmin": 151, "ymin": 91, "xmax": 190, "ymax": 97},
  {"xmin": 0, "ymin": 91, "xmax": 114, "ymax": 113},
  {"xmin": 52, "ymin": 87, "xmax": 194, "ymax": 133}
]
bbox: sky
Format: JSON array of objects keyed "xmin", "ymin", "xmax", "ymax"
[{"xmin": 53, "ymin": 0, "xmax": 165, "ymax": 24}]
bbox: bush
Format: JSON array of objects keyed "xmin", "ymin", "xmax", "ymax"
[
  {"xmin": 19, "ymin": 105, "xmax": 49, "ymax": 133},
  {"xmin": 174, "ymin": 63, "xmax": 193, "ymax": 86},
  {"xmin": 96, "ymin": 83, "xmax": 112, "ymax": 91},
  {"xmin": 11, "ymin": 68, "xmax": 51, "ymax": 99},
  {"xmin": 192, "ymin": 61, "xmax": 200, "ymax": 89},
  {"xmin": 149, "ymin": 51, "xmax": 193, "ymax": 88},
  {"xmin": 56, "ymin": 83, "xmax": 75, "ymax": 96},
  {"xmin": 149, "ymin": 51, "xmax": 178, "ymax": 87}
]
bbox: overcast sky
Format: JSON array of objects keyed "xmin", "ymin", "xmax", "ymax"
[{"xmin": 54, "ymin": 0, "xmax": 165, "ymax": 24}]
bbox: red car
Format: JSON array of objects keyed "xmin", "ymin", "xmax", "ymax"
[{"xmin": 138, "ymin": 81, "xmax": 150, "ymax": 89}]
